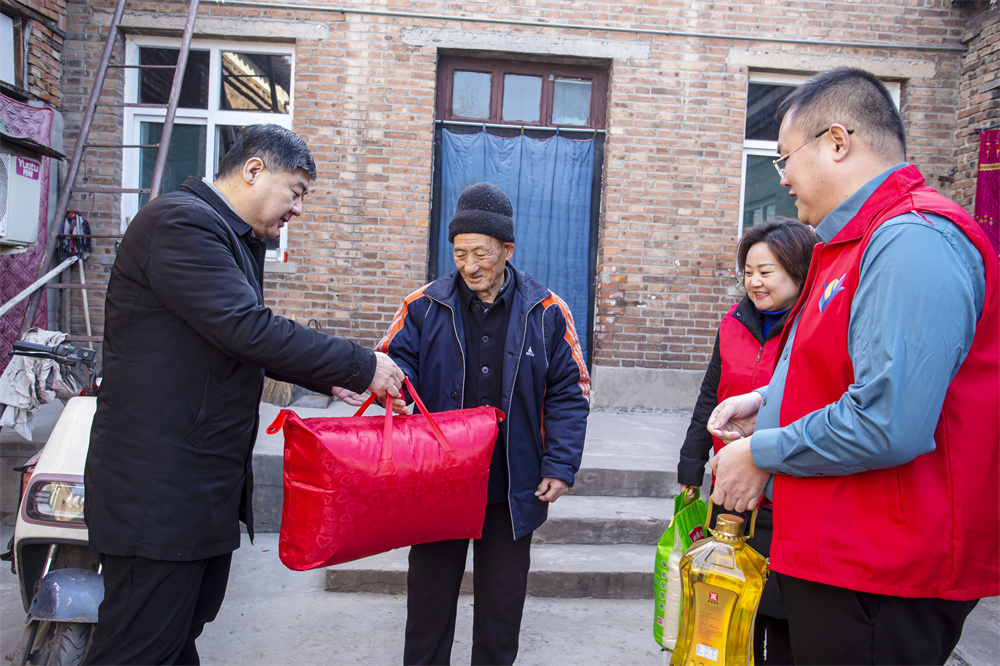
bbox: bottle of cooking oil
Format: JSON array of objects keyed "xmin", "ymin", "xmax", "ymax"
[{"xmin": 669, "ymin": 511, "xmax": 768, "ymax": 666}]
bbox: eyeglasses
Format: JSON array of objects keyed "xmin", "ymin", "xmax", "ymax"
[{"xmin": 773, "ymin": 127, "xmax": 854, "ymax": 180}]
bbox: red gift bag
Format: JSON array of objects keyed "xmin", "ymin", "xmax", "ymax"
[{"xmin": 267, "ymin": 378, "xmax": 504, "ymax": 571}]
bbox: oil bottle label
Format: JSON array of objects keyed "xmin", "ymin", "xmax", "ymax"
[{"xmin": 689, "ymin": 582, "xmax": 737, "ymax": 663}]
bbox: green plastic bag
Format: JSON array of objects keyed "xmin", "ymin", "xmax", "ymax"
[{"xmin": 653, "ymin": 487, "xmax": 707, "ymax": 650}]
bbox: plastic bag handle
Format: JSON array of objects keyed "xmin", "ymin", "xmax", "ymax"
[
  {"xmin": 683, "ymin": 486, "xmax": 699, "ymax": 505},
  {"xmin": 353, "ymin": 377, "xmax": 457, "ymax": 472},
  {"xmin": 705, "ymin": 498, "xmax": 758, "ymax": 540}
]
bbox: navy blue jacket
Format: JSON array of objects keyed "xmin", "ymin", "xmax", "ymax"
[{"xmin": 377, "ymin": 267, "xmax": 590, "ymax": 539}]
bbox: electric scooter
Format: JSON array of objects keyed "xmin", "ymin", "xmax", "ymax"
[{"xmin": 3, "ymin": 341, "xmax": 100, "ymax": 665}]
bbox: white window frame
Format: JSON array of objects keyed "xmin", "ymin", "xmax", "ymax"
[
  {"xmin": 121, "ymin": 36, "xmax": 296, "ymax": 261},
  {"xmin": 738, "ymin": 72, "xmax": 901, "ymax": 238}
]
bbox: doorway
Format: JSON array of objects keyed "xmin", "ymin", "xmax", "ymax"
[{"xmin": 430, "ymin": 55, "xmax": 607, "ymax": 364}]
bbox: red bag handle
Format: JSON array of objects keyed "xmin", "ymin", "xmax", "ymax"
[{"xmin": 353, "ymin": 377, "xmax": 457, "ymax": 473}]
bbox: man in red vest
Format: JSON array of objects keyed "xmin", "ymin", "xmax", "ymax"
[{"xmin": 707, "ymin": 67, "xmax": 999, "ymax": 664}]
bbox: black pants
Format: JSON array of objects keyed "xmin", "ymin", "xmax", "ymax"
[
  {"xmin": 776, "ymin": 572, "xmax": 979, "ymax": 665},
  {"xmin": 404, "ymin": 503, "xmax": 532, "ymax": 665},
  {"xmin": 83, "ymin": 552, "xmax": 232, "ymax": 665},
  {"xmin": 754, "ymin": 613, "xmax": 792, "ymax": 665}
]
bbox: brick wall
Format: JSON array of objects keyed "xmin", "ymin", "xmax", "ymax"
[
  {"xmin": 55, "ymin": 0, "xmax": 129, "ymax": 340},
  {"xmin": 265, "ymin": 11, "xmax": 439, "ymax": 342},
  {"xmin": 954, "ymin": 1, "xmax": 999, "ymax": 209},
  {"xmin": 58, "ymin": 0, "xmax": 975, "ymax": 404}
]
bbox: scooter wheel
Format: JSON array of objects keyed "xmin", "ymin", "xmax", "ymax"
[{"xmin": 24, "ymin": 621, "xmax": 92, "ymax": 666}]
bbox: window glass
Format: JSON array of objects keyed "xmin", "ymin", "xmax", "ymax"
[
  {"xmin": 214, "ymin": 124, "xmax": 245, "ymax": 175},
  {"xmin": 552, "ymin": 78, "xmax": 592, "ymax": 126},
  {"xmin": 452, "ymin": 71, "xmax": 491, "ymax": 119},
  {"xmin": 742, "ymin": 154, "xmax": 797, "ymax": 229},
  {"xmin": 220, "ymin": 52, "xmax": 292, "ymax": 113},
  {"xmin": 138, "ymin": 122, "xmax": 206, "ymax": 207},
  {"xmin": 139, "ymin": 48, "xmax": 210, "ymax": 109},
  {"xmin": 502, "ymin": 74, "xmax": 542, "ymax": 123},
  {"xmin": 745, "ymin": 83, "xmax": 795, "ymax": 142},
  {"xmin": 1, "ymin": 13, "xmax": 15, "ymax": 85}
]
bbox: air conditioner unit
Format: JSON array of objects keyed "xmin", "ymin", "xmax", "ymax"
[{"xmin": 0, "ymin": 146, "xmax": 43, "ymax": 247}]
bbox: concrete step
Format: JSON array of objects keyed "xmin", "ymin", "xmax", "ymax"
[
  {"xmin": 533, "ymin": 495, "xmax": 670, "ymax": 545},
  {"xmin": 570, "ymin": 467, "xmax": 677, "ymax": 498},
  {"xmin": 324, "ymin": 543, "xmax": 655, "ymax": 599}
]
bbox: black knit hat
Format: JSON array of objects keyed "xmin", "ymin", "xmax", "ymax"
[{"xmin": 448, "ymin": 182, "xmax": 515, "ymax": 243}]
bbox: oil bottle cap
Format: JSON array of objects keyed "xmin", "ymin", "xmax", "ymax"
[{"xmin": 715, "ymin": 514, "xmax": 747, "ymax": 542}]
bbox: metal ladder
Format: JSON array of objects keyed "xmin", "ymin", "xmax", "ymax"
[{"xmin": 17, "ymin": 0, "xmax": 201, "ymax": 344}]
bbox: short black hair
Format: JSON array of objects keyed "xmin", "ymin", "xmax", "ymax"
[
  {"xmin": 775, "ymin": 67, "xmax": 906, "ymax": 162},
  {"xmin": 737, "ymin": 217, "xmax": 817, "ymax": 288},
  {"xmin": 215, "ymin": 124, "xmax": 316, "ymax": 181}
]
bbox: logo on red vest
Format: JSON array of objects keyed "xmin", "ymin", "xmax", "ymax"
[{"xmin": 818, "ymin": 273, "xmax": 847, "ymax": 313}]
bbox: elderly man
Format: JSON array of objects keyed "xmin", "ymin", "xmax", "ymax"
[
  {"xmin": 376, "ymin": 182, "xmax": 590, "ymax": 665},
  {"xmin": 708, "ymin": 68, "xmax": 999, "ymax": 664},
  {"xmin": 84, "ymin": 124, "xmax": 404, "ymax": 664}
]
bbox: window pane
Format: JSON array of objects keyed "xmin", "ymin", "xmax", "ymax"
[
  {"xmin": 1, "ymin": 14, "xmax": 15, "ymax": 85},
  {"xmin": 743, "ymin": 154, "xmax": 798, "ymax": 230},
  {"xmin": 139, "ymin": 122, "xmax": 206, "ymax": 207},
  {"xmin": 220, "ymin": 52, "xmax": 292, "ymax": 113},
  {"xmin": 139, "ymin": 48, "xmax": 209, "ymax": 109},
  {"xmin": 502, "ymin": 74, "xmax": 541, "ymax": 123},
  {"xmin": 745, "ymin": 84, "xmax": 795, "ymax": 141},
  {"xmin": 552, "ymin": 78, "xmax": 592, "ymax": 126},
  {"xmin": 452, "ymin": 71, "xmax": 491, "ymax": 119},
  {"xmin": 214, "ymin": 124, "xmax": 246, "ymax": 176}
]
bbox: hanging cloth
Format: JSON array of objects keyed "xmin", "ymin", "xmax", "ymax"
[
  {"xmin": 56, "ymin": 211, "xmax": 92, "ymax": 262},
  {"xmin": 439, "ymin": 129, "xmax": 595, "ymax": 360},
  {"xmin": 974, "ymin": 129, "xmax": 1000, "ymax": 258}
]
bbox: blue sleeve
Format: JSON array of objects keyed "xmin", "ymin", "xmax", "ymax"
[
  {"xmin": 538, "ymin": 297, "xmax": 591, "ymax": 485},
  {"xmin": 751, "ymin": 213, "xmax": 985, "ymax": 477},
  {"xmin": 375, "ymin": 292, "xmax": 427, "ymax": 394}
]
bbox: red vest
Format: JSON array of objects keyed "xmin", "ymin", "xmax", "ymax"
[
  {"xmin": 716, "ymin": 304, "xmax": 782, "ymax": 455},
  {"xmin": 770, "ymin": 165, "xmax": 1000, "ymax": 600}
]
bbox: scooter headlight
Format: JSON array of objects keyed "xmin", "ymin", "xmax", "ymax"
[{"xmin": 25, "ymin": 480, "xmax": 86, "ymax": 525}]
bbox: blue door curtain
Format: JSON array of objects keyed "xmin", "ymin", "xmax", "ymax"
[{"xmin": 438, "ymin": 129, "xmax": 594, "ymax": 361}]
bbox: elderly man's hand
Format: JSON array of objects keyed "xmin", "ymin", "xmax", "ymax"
[
  {"xmin": 709, "ymin": 437, "xmax": 770, "ymax": 513},
  {"xmin": 535, "ymin": 477, "xmax": 569, "ymax": 503},
  {"xmin": 332, "ymin": 386, "xmax": 367, "ymax": 406},
  {"xmin": 332, "ymin": 387, "xmax": 409, "ymax": 415},
  {"xmin": 708, "ymin": 392, "xmax": 763, "ymax": 444}
]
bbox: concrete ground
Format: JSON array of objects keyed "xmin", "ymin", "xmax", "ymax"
[
  {"xmin": 2, "ymin": 527, "xmax": 997, "ymax": 665},
  {"xmin": 2, "ymin": 401, "xmax": 998, "ymax": 664},
  {"xmin": 0, "ymin": 528, "xmax": 667, "ymax": 665}
]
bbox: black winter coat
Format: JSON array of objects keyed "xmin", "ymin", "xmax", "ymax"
[{"xmin": 85, "ymin": 177, "xmax": 375, "ymax": 561}]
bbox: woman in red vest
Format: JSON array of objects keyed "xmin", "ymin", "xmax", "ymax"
[{"xmin": 677, "ymin": 216, "xmax": 815, "ymax": 665}]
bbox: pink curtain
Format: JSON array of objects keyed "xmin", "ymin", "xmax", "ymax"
[
  {"xmin": 1, "ymin": 94, "xmax": 54, "ymax": 371},
  {"xmin": 974, "ymin": 129, "xmax": 1000, "ymax": 258}
]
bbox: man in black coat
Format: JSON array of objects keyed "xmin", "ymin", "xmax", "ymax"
[{"xmin": 83, "ymin": 124, "xmax": 404, "ymax": 664}]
